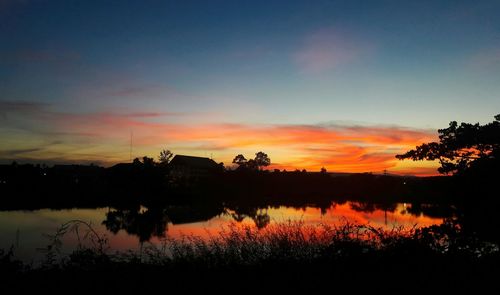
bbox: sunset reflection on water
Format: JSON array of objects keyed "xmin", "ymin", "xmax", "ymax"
[{"xmin": 0, "ymin": 202, "xmax": 445, "ymax": 262}]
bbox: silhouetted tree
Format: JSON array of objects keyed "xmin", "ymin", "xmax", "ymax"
[
  {"xmin": 142, "ymin": 156, "xmax": 155, "ymax": 167},
  {"xmin": 320, "ymin": 167, "xmax": 327, "ymax": 173},
  {"xmin": 246, "ymin": 159, "xmax": 258, "ymax": 170},
  {"xmin": 132, "ymin": 157, "xmax": 142, "ymax": 166},
  {"xmin": 232, "ymin": 154, "xmax": 247, "ymax": 167},
  {"xmin": 132, "ymin": 156, "xmax": 156, "ymax": 167},
  {"xmin": 396, "ymin": 114, "xmax": 500, "ymax": 175},
  {"xmin": 159, "ymin": 149, "xmax": 173, "ymax": 164},
  {"xmin": 232, "ymin": 152, "xmax": 271, "ymax": 171},
  {"xmin": 254, "ymin": 151, "xmax": 271, "ymax": 170}
]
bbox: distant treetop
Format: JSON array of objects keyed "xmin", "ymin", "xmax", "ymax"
[
  {"xmin": 232, "ymin": 151, "xmax": 271, "ymax": 171},
  {"xmin": 159, "ymin": 149, "xmax": 174, "ymax": 164}
]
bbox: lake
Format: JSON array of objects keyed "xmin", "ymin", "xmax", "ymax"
[{"xmin": 0, "ymin": 201, "xmax": 449, "ymax": 263}]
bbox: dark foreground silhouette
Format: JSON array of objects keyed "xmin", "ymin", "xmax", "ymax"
[{"xmin": 1, "ymin": 220, "xmax": 499, "ymax": 294}]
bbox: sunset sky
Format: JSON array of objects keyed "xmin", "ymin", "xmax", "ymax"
[{"xmin": 1, "ymin": 0, "xmax": 500, "ymax": 175}]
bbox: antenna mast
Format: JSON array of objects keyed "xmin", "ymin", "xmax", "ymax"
[{"xmin": 130, "ymin": 131, "xmax": 133, "ymax": 162}]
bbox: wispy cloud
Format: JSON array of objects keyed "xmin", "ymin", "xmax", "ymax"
[
  {"xmin": 467, "ymin": 46, "xmax": 500, "ymax": 70},
  {"xmin": 0, "ymin": 100, "xmax": 49, "ymax": 114},
  {"xmin": 102, "ymin": 84, "xmax": 169, "ymax": 98},
  {"xmin": 293, "ymin": 28, "xmax": 372, "ymax": 74},
  {"xmin": 1, "ymin": 100, "xmax": 437, "ymax": 174},
  {"xmin": 0, "ymin": 49, "xmax": 81, "ymax": 64},
  {"xmin": 0, "ymin": 147, "xmax": 44, "ymax": 157}
]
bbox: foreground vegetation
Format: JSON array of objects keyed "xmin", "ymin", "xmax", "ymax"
[{"xmin": 1, "ymin": 220, "xmax": 499, "ymax": 293}]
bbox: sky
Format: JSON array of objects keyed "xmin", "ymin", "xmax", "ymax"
[{"xmin": 1, "ymin": 0, "xmax": 500, "ymax": 175}]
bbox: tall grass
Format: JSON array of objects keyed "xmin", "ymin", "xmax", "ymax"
[
  {"xmin": 134, "ymin": 220, "xmax": 498, "ymax": 267},
  {"xmin": 3, "ymin": 219, "xmax": 498, "ymax": 271},
  {"xmin": 2, "ymin": 220, "xmax": 499, "ymax": 294}
]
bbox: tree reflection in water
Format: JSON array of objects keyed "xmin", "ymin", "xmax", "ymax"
[
  {"xmin": 227, "ymin": 207, "xmax": 271, "ymax": 229},
  {"xmin": 102, "ymin": 203, "xmax": 226, "ymax": 242},
  {"xmin": 102, "ymin": 200, "xmax": 457, "ymax": 243},
  {"xmin": 103, "ymin": 207, "xmax": 170, "ymax": 242}
]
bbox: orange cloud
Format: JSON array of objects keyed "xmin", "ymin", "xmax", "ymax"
[{"xmin": 0, "ymin": 102, "xmax": 439, "ymax": 175}]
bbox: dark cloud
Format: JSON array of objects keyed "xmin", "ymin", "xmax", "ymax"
[
  {"xmin": 114, "ymin": 112, "xmax": 187, "ymax": 118},
  {"xmin": 0, "ymin": 100, "xmax": 49, "ymax": 114},
  {"xmin": 0, "ymin": 50, "xmax": 80, "ymax": 64},
  {"xmin": 0, "ymin": 147, "xmax": 44, "ymax": 157},
  {"xmin": 104, "ymin": 86, "xmax": 158, "ymax": 98}
]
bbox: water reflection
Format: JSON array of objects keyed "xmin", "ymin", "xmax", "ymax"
[
  {"xmin": 102, "ymin": 204, "xmax": 226, "ymax": 242},
  {"xmin": 226, "ymin": 207, "xmax": 271, "ymax": 229},
  {"xmin": 100, "ymin": 201, "xmax": 450, "ymax": 243},
  {"xmin": 103, "ymin": 207, "xmax": 171, "ymax": 242},
  {"xmin": 0, "ymin": 200, "xmax": 452, "ymax": 261}
]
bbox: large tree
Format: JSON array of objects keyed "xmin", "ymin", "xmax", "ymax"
[
  {"xmin": 254, "ymin": 151, "xmax": 271, "ymax": 170},
  {"xmin": 232, "ymin": 152, "xmax": 271, "ymax": 171},
  {"xmin": 396, "ymin": 114, "xmax": 500, "ymax": 175},
  {"xmin": 232, "ymin": 154, "xmax": 247, "ymax": 166}
]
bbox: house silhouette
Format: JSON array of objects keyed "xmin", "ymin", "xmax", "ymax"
[{"xmin": 169, "ymin": 155, "xmax": 220, "ymax": 179}]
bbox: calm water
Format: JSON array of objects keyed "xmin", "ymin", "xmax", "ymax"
[{"xmin": 0, "ymin": 202, "xmax": 446, "ymax": 262}]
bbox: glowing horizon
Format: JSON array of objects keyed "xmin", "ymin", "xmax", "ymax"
[{"xmin": 0, "ymin": 101, "xmax": 439, "ymax": 175}]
